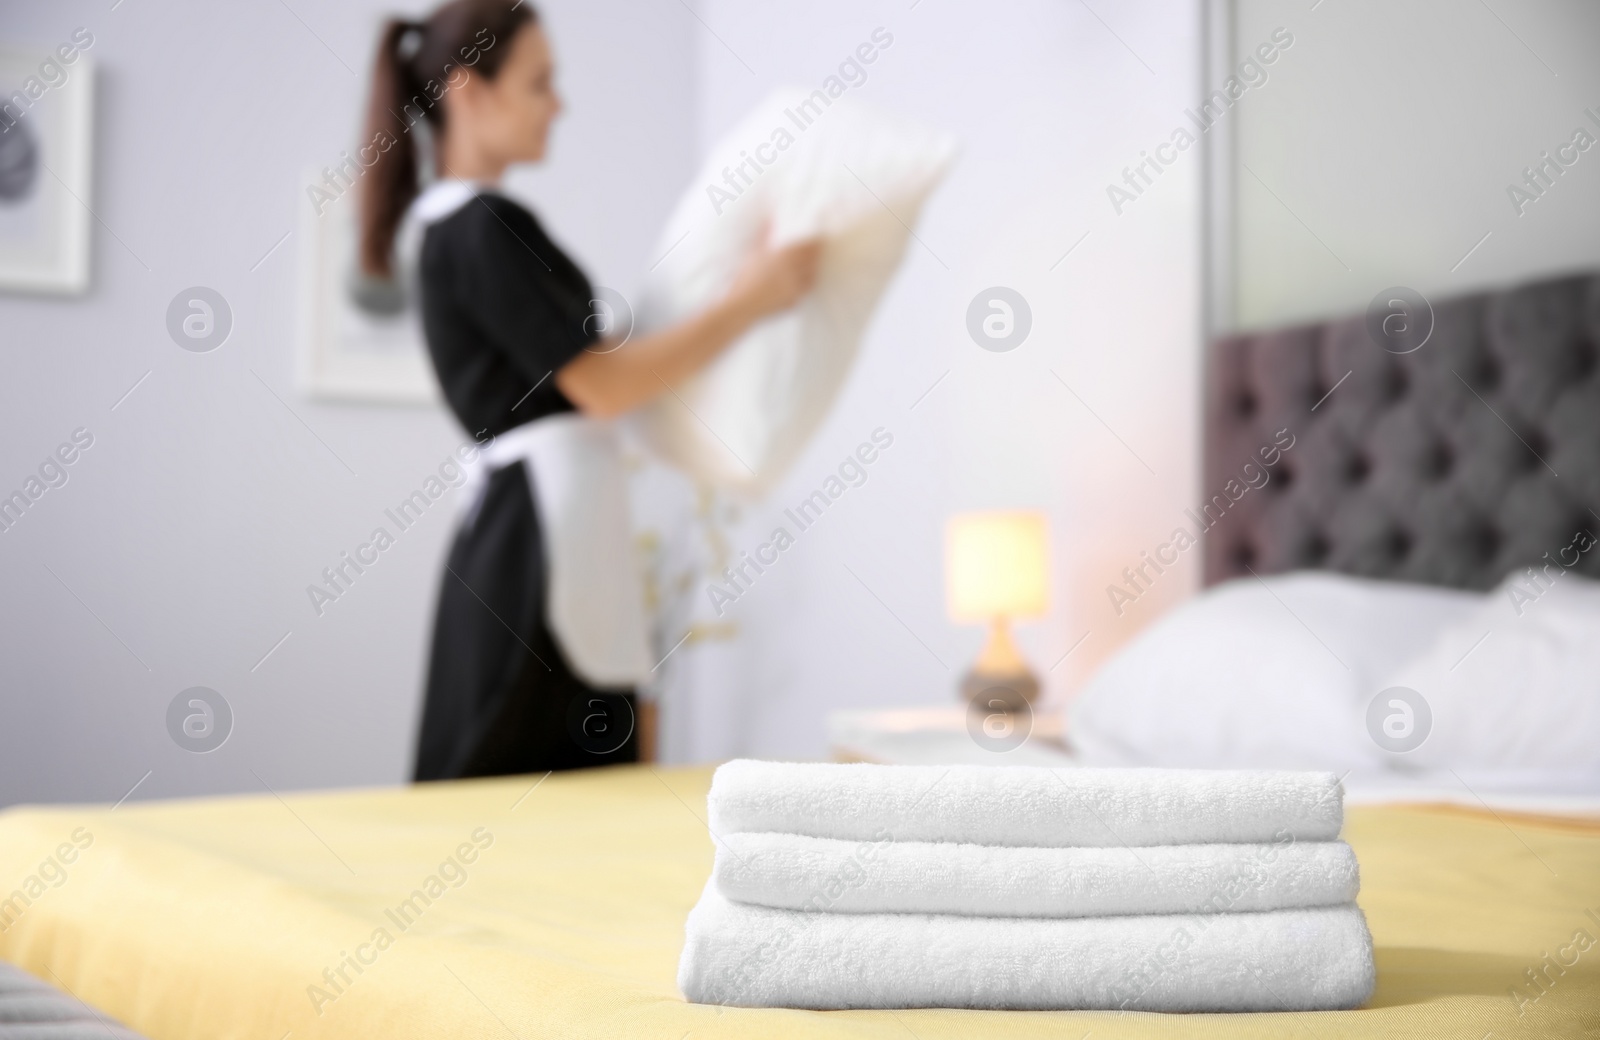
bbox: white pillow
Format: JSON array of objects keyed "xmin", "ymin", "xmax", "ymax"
[
  {"xmin": 1068, "ymin": 572, "xmax": 1483, "ymax": 769},
  {"xmin": 1374, "ymin": 570, "xmax": 1600, "ymax": 774},
  {"xmin": 633, "ymin": 89, "xmax": 955, "ymax": 495}
]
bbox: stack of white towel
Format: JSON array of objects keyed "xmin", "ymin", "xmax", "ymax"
[{"xmin": 679, "ymin": 760, "xmax": 1375, "ymax": 1012}]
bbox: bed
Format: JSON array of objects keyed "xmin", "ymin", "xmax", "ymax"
[
  {"xmin": 1, "ymin": 766, "xmax": 1598, "ymax": 1039},
  {"xmin": 5, "ymin": 270, "xmax": 1600, "ymax": 1037}
]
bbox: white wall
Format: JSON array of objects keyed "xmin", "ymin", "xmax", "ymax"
[
  {"xmin": 658, "ymin": 0, "xmax": 1203, "ymax": 762},
  {"xmin": 0, "ymin": 0, "xmax": 696, "ymax": 806},
  {"xmin": 1230, "ymin": 0, "xmax": 1600, "ymax": 331}
]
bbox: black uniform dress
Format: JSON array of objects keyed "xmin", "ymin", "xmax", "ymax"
[{"xmin": 411, "ymin": 189, "xmax": 637, "ymax": 781}]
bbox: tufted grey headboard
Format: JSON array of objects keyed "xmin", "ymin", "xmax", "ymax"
[{"xmin": 1203, "ymin": 272, "xmax": 1600, "ymax": 590}]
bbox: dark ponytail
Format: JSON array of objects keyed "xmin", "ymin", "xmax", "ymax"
[{"xmin": 359, "ymin": 0, "xmax": 537, "ymax": 278}]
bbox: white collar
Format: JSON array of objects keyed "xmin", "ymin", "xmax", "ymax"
[
  {"xmin": 409, "ymin": 179, "xmax": 483, "ymax": 227},
  {"xmin": 393, "ymin": 179, "xmax": 486, "ymax": 278}
]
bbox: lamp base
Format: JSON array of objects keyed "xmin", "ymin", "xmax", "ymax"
[{"xmin": 960, "ymin": 669, "xmax": 1039, "ymax": 714}]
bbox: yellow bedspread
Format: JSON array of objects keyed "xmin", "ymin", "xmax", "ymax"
[{"xmin": 1, "ymin": 764, "xmax": 1597, "ymax": 1039}]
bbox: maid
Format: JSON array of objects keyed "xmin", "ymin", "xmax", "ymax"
[{"xmin": 357, "ymin": 0, "xmax": 819, "ymax": 780}]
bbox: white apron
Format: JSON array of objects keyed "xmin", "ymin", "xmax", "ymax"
[{"xmin": 406, "ymin": 180, "xmax": 653, "ymax": 687}]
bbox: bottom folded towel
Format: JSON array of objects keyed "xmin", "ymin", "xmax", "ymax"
[{"xmin": 679, "ymin": 882, "xmax": 1375, "ymax": 1012}]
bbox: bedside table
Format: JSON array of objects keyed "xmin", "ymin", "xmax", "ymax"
[{"xmin": 827, "ymin": 706, "xmax": 1078, "ymax": 766}]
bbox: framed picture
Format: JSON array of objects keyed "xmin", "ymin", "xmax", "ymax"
[
  {"xmin": 295, "ymin": 168, "xmax": 440, "ymax": 406},
  {"xmin": 0, "ymin": 47, "xmax": 93, "ymax": 295}
]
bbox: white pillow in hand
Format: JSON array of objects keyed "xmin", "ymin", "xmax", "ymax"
[
  {"xmin": 1068, "ymin": 572, "xmax": 1481, "ymax": 769},
  {"xmin": 1374, "ymin": 569, "xmax": 1600, "ymax": 775},
  {"xmin": 633, "ymin": 89, "xmax": 956, "ymax": 495}
]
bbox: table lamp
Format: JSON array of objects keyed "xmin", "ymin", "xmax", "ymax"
[{"xmin": 945, "ymin": 510, "xmax": 1049, "ymax": 712}]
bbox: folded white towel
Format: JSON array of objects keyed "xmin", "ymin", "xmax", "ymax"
[
  {"xmin": 715, "ymin": 831, "xmax": 1360, "ymax": 917},
  {"xmin": 708, "ymin": 760, "xmax": 1343, "ymax": 847},
  {"xmin": 679, "ymin": 882, "xmax": 1375, "ymax": 1011}
]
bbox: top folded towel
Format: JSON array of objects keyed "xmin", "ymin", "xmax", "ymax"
[{"xmin": 708, "ymin": 760, "xmax": 1343, "ymax": 847}]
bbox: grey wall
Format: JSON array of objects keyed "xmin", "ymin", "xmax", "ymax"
[
  {"xmin": 1229, "ymin": 0, "xmax": 1600, "ymax": 331},
  {"xmin": 0, "ymin": 0, "xmax": 696, "ymax": 807}
]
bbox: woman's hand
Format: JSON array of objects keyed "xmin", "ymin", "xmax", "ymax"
[
  {"xmin": 727, "ymin": 236, "xmax": 823, "ymax": 320},
  {"xmin": 556, "ymin": 235, "xmax": 822, "ymax": 419}
]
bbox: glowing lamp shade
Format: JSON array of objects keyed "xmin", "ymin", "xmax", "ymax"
[
  {"xmin": 945, "ymin": 511, "xmax": 1049, "ymax": 712},
  {"xmin": 946, "ymin": 511, "xmax": 1049, "ymax": 623}
]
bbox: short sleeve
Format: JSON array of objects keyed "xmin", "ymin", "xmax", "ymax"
[{"xmin": 449, "ymin": 195, "xmax": 597, "ymax": 383}]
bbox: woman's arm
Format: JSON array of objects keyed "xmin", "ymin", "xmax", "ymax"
[{"xmin": 555, "ymin": 238, "xmax": 821, "ymax": 419}]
